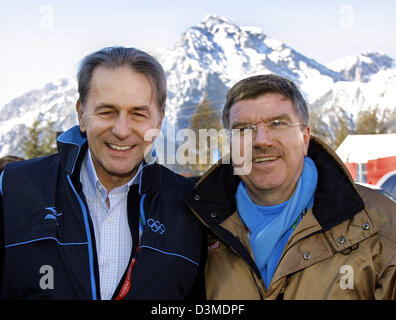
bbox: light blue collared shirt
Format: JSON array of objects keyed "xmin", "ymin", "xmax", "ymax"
[{"xmin": 80, "ymin": 149, "xmax": 142, "ymax": 300}]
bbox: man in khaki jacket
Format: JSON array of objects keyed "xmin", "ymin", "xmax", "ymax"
[{"xmin": 184, "ymin": 74, "xmax": 396, "ymax": 299}]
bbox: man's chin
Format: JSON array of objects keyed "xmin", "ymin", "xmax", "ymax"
[
  {"xmin": 244, "ymin": 175, "xmax": 284, "ymax": 192},
  {"xmin": 102, "ymin": 161, "xmax": 142, "ymax": 179},
  {"xmin": 106, "ymin": 167, "xmax": 140, "ymax": 178}
]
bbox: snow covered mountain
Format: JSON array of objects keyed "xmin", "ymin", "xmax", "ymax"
[
  {"xmin": 0, "ymin": 14, "xmax": 394, "ymax": 158},
  {"xmin": 327, "ymin": 51, "xmax": 395, "ymax": 82},
  {"xmin": 309, "ymin": 66, "xmax": 396, "ymax": 145},
  {"xmin": 312, "ymin": 67, "xmax": 396, "ymax": 118},
  {"xmin": 155, "ymin": 14, "xmax": 343, "ymax": 130},
  {"xmin": 0, "ymin": 79, "xmax": 78, "ymax": 157}
]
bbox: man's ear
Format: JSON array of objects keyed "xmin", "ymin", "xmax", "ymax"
[
  {"xmin": 76, "ymin": 100, "xmax": 86, "ymax": 132},
  {"xmin": 156, "ymin": 106, "xmax": 165, "ymax": 129},
  {"xmin": 303, "ymin": 125, "xmax": 310, "ymax": 156}
]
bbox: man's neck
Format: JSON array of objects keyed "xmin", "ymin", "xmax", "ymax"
[
  {"xmin": 99, "ymin": 170, "xmax": 139, "ymax": 193},
  {"xmin": 86, "ymin": 149, "xmax": 141, "ymax": 193},
  {"xmin": 245, "ymin": 182, "xmax": 299, "ymax": 207}
]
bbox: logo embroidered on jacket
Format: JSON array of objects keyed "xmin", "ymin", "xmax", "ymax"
[
  {"xmin": 147, "ymin": 218, "xmax": 165, "ymax": 234},
  {"xmin": 44, "ymin": 207, "xmax": 62, "ymax": 226}
]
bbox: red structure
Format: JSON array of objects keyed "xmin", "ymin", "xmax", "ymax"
[
  {"xmin": 336, "ymin": 134, "xmax": 396, "ymax": 199},
  {"xmin": 366, "ymin": 156, "xmax": 396, "ymax": 185},
  {"xmin": 345, "ymin": 162, "xmax": 357, "ymax": 180}
]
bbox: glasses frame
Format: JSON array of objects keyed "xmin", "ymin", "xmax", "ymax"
[{"xmin": 231, "ymin": 120, "xmax": 307, "ymax": 137}]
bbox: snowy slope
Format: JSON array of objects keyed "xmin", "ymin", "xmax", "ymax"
[
  {"xmin": 0, "ymin": 79, "xmax": 78, "ymax": 157},
  {"xmin": 311, "ymin": 67, "xmax": 396, "ymax": 120},
  {"xmin": 327, "ymin": 52, "xmax": 395, "ymax": 82},
  {"xmin": 310, "ymin": 66, "xmax": 396, "ymax": 146}
]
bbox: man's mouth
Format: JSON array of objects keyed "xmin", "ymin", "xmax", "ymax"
[
  {"xmin": 253, "ymin": 156, "xmax": 279, "ymax": 163},
  {"xmin": 107, "ymin": 143, "xmax": 134, "ymax": 151}
]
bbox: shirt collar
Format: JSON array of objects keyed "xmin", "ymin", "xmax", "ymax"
[{"xmin": 83, "ymin": 149, "xmax": 142, "ymax": 201}]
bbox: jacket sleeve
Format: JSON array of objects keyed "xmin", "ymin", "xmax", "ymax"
[
  {"xmin": 376, "ymin": 267, "xmax": 396, "ymax": 299},
  {"xmin": 375, "ymin": 221, "xmax": 396, "ymax": 299},
  {"xmin": 373, "ymin": 195, "xmax": 396, "ymax": 300},
  {"xmin": 185, "ymin": 231, "xmax": 208, "ymax": 300}
]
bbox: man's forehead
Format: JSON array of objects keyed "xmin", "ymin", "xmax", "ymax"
[
  {"xmin": 233, "ymin": 91, "xmax": 291, "ymax": 106},
  {"xmin": 90, "ymin": 65, "xmax": 150, "ymax": 88},
  {"xmin": 229, "ymin": 92, "xmax": 295, "ymax": 120},
  {"xmin": 87, "ymin": 66, "xmax": 155, "ymax": 104}
]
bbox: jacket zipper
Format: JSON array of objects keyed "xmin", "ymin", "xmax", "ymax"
[
  {"xmin": 67, "ymin": 174, "xmax": 98, "ymax": 300},
  {"xmin": 186, "ymin": 204, "xmax": 264, "ymax": 293}
]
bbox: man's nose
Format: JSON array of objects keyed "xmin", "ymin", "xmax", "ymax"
[
  {"xmin": 112, "ymin": 113, "xmax": 131, "ymax": 140},
  {"xmin": 253, "ymin": 123, "xmax": 273, "ymax": 147}
]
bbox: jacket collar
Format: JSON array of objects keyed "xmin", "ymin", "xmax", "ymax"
[
  {"xmin": 186, "ymin": 136, "xmax": 365, "ymax": 232},
  {"xmin": 56, "ymin": 125, "xmax": 161, "ymax": 195},
  {"xmin": 57, "ymin": 125, "xmax": 87, "ymax": 175},
  {"xmin": 307, "ymin": 137, "xmax": 365, "ymax": 230}
]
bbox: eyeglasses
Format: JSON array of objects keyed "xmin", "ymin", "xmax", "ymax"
[{"xmin": 231, "ymin": 119, "xmax": 306, "ymax": 137}]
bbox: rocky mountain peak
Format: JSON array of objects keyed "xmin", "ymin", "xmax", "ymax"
[{"xmin": 327, "ymin": 51, "xmax": 395, "ymax": 82}]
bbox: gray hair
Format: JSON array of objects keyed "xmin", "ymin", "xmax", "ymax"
[
  {"xmin": 77, "ymin": 46, "xmax": 167, "ymax": 111},
  {"xmin": 222, "ymin": 74, "xmax": 309, "ymax": 129}
]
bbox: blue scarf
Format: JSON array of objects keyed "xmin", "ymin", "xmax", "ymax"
[{"xmin": 236, "ymin": 156, "xmax": 318, "ymax": 288}]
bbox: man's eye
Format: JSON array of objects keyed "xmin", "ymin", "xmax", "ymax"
[
  {"xmin": 269, "ymin": 119, "xmax": 288, "ymax": 128},
  {"xmin": 132, "ymin": 113, "xmax": 147, "ymax": 119},
  {"xmin": 99, "ymin": 111, "xmax": 115, "ymax": 117}
]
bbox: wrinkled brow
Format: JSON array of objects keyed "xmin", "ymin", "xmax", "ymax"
[{"xmin": 231, "ymin": 113, "xmax": 293, "ymax": 129}]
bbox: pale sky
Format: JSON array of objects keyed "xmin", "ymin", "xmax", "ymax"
[{"xmin": 1, "ymin": 0, "xmax": 395, "ymax": 107}]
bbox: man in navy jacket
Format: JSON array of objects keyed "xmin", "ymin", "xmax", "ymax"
[{"xmin": 0, "ymin": 47, "xmax": 205, "ymax": 300}]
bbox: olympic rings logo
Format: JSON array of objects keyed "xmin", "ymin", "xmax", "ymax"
[{"xmin": 147, "ymin": 218, "xmax": 166, "ymax": 235}]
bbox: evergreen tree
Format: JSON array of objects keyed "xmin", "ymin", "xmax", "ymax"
[
  {"xmin": 24, "ymin": 117, "xmax": 57, "ymax": 159},
  {"xmin": 334, "ymin": 114, "xmax": 351, "ymax": 149},
  {"xmin": 355, "ymin": 107, "xmax": 388, "ymax": 135},
  {"xmin": 309, "ymin": 109, "xmax": 333, "ymax": 147},
  {"xmin": 24, "ymin": 118, "xmax": 41, "ymax": 159},
  {"xmin": 186, "ymin": 94, "xmax": 223, "ymax": 175},
  {"xmin": 41, "ymin": 120, "xmax": 58, "ymax": 154}
]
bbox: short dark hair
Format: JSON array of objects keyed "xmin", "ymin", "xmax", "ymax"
[
  {"xmin": 77, "ymin": 46, "xmax": 167, "ymax": 111},
  {"xmin": 222, "ymin": 74, "xmax": 309, "ymax": 129}
]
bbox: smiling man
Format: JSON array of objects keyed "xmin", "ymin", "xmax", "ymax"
[
  {"xmin": 76, "ymin": 65, "xmax": 161, "ymax": 193},
  {"xmin": 185, "ymin": 74, "xmax": 396, "ymax": 299},
  {"xmin": 0, "ymin": 47, "xmax": 204, "ymax": 300},
  {"xmin": 228, "ymin": 91, "xmax": 309, "ymax": 206}
]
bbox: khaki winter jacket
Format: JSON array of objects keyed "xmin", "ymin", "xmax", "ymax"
[{"xmin": 184, "ymin": 137, "xmax": 396, "ymax": 300}]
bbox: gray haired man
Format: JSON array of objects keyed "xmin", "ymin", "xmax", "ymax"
[
  {"xmin": 184, "ymin": 74, "xmax": 396, "ymax": 299},
  {"xmin": 0, "ymin": 47, "xmax": 205, "ymax": 300}
]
